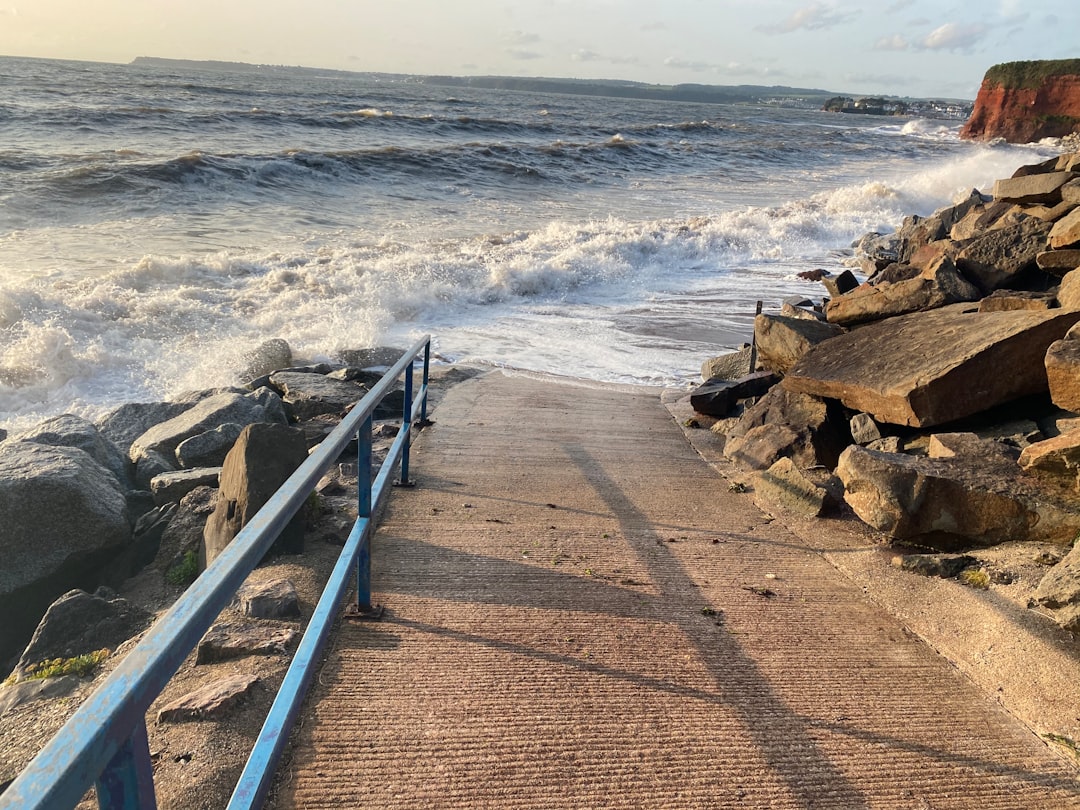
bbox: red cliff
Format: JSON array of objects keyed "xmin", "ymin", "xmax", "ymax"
[{"xmin": 961, "ymin": 60, "xmax": 1080, "ymax": 144}]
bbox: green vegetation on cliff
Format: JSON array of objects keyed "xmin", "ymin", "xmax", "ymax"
[{"xmin": 985, "ymin": 59, "xmax": 1080, "ymax": 90}]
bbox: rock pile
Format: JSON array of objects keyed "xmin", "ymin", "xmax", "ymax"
[
  {"xmin": 694, "ymin": 151, "xmax": 1080, "ymax": 629},
  {"xmin": 0, "ymin": 343, "xmax": 408, "ymax": 672}
]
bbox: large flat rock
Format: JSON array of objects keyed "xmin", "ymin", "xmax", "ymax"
[{"xmin": 784, "ymin": 304, "xmax": 1080, "ymax": 428}]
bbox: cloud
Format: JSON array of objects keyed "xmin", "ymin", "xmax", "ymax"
[
  {"xmin": 505, "ymin": 30, "xmax": 540, "ymax": 45},
  {"xmin": 874, "ymin": 34, "xmax": 911, "ymax": 51},
  {"xmin": 571, "ymin": 49, "xmax": 639, "ymax": 66},
  {"xmin": 664, "ymin": 56, "xmax": 711, "ymax": 72},
  {"xmin": 885, "ymin": 0, "xmax": 914, "ymax": 11},
  {"xmin": 846, "ymin": 71, "xmax": 912, "ymax": 89},
  {"xmin": 663, "ymin": 56, "xmax": 786, "ymax": 79},
  {"xmin": 757, "ymin": 3, "xmax": 861, "ymax": 34},
  {"xmin": 506, "ymin": 48, "xmax": 543, "ymax": 61},
  {"xmin": 920, "ymin": 21, "xmax": 988, "ymax": 51}
]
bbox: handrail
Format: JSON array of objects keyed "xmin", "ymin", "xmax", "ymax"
[{"xmin": 0, "ymin": 335, "xmax": 432, "ymax": 810}]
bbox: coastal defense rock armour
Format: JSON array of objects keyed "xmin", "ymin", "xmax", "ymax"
[
  {"xmin": 0, "ymin": 443, "xmax": 132, "ymax": 665},
  {"xmin": 752, "ymin": 314, "xmax": 844, "ymax": 375},
  {"xmin": 785, "ymin": 304, "xmax": 1080, "ymax": 428},
  {"xmin": 961, "ymin": 61, "xmax": 1080, "ymax": 143}
]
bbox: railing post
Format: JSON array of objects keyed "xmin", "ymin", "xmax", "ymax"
[
  {"xmin": 356, "ymin": 414, "xmax": 373, "ymax": 611},
  {"xmin": 397, "ymin": 361, "xmax": 415, "ymax": 487},
  {"xmin": 421, "ymin": 340, "xmax": 431, "ymax": 422},
  {"xmin": 95, "ymin": 720, "xmax": 157, "ymax": 810}
]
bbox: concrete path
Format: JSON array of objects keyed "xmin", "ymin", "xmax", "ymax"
[{"xmin": 271, "ymin": 371, "xmax": 1080, "ymax": 809}]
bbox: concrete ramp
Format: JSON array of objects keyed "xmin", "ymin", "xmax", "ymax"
[{"xmin": 271, "ymin": 372, "xmax": 1080, "ymax": 808}]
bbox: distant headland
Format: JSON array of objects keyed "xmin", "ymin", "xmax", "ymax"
[{"xmin": 129, "ymin": 57, "xmax": 969, "ymax": 116}]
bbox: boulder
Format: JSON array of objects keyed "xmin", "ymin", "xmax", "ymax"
[
  {"xmin": 1045, "ymin": 322, "xmax": 1080, "ymax": 412},
  {"xmin": 689, "ymin": 372, "xmax": 778, "ymax": 418},
  {"xmin": 128, "ymin": 392, "xmax": 273, "ymax": 488},
  {"xmin": 268, "ymin": 371, "xmax": 368, "ymax": 421},
  {"xmin": 175, "ymin": 423, "xmax": 244, "ymax": 469},
  {"xmin": 334, "ymin": 346, "xmax": 406, "ymax": 369},
  {"xmin": 700, "ymin": 345, "xmax": 753, "ymax": 382},
  {"xmin": 780, "ymin": 302, "xmax": 824, "ymax": 321},
  {"xmin": 892, "ymin": 553, "xmax": 978, "ymax": 579},
  {"xmin": 954, "ymin": 215, "xmax": 1052, "ymax": 292},
  {"xmin": 196, "ymin": 620, "xmax": 298, "ymax": 664},
  {"xmin": 13, "ymin": 414, "xmax": 130, "ymax": 488},
  {"xmin": 202, "ymin": 423, "xmax": 310, "ymax": 567},
  {"xmin": 154, "ymin": 487, "xmax": 217, "ymax": 579},
  {"xmin": 1037, "ymin": 249, "xmax": 1080, "ymax": 275},
  {"xmin": 1034, "ymin": 543, "xmax": 1080, "ymax": 609},
  {"xmin": 150, "ymin": 468, "xmax": 222, "ymax": 506},
  {"xmin": 977, "ymin": 290, "xmax": 1057, "ymax": 312},
  {"xmin": 786, "ymin": 304, "xmax": 1080, "ymax": 428},
  {"xmin": 1057, "ymin": 270, "xmax": 1080, "ymax": 310},
  {"xmin": 992, "ymin": 172, "xmax": 1077, "ymax": 205},
  {"xmin": 9, "ymin": 588, "xmax": 150, "ymax": 682},
  {"xmin": 1064, "ymin": 179, "xmax": 1080, "ymax": 205},
  {"xmin": 950, "ymin": 201, "xmax": 1013, "ymax": 241},
  {"xmin": 824, "ymin": 255, "xmax": 980, "ymax": 327},
  {"xmin": 1019, "ymin": 429, "xmax": 1080, "ymax": 490},
  {"xmin": 724, "ymin": 386, "xmax": 850, "ymax": 470},
  {"xmin": 0, "ymin": 443, "xmax": 131, "ymax": 665},
  {"xmin": 754, "ymin": 457, "xmax": 831, "ymax": 517},
  {"xmin": 94, "ymin": 402, "xmax": 192, "ymax": 459},
  {"xmin": 822, "ymin": 270, "xmax": 859, "ymax": 298},
  {"xmin": 752, "ymin": 314, "xmax": 844, "ymax": 376},
  {"xmin": 240, "ymin": 338, "xmax": 292, "ymax": 382},
  {"xmin": 836, "ymin": 441, "xmax": 1079, "ymax": 549},
  {"xmin": 237, "ymin": 578, "xmax": 301, "ymax": 620},
  {"xmin": 849, "ymin": 413, "xmax": 883, "ymax": 445},
  {"xmin": 1050, "ymin": 207, "xmax": 1080, "ymax": 249}
]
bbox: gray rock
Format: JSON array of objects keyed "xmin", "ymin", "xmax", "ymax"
[
  {"xmin": 247, "ymin": 387, "xmax": 289, "ymax": 425},
  {"xmin": 891, "ymin": 553, "xmax": 978, "ymax": 578},
  {"xmin": 0, "ymin": 675, "xmax": 81, "ymax": 717},
  {"xmin": 850, "ymin": 413, "xmax": 883, "ymax": 445},
  {"xmin": 240, "ymin": 338, "xmax": 292, "ymax": 382},
  {"xmin": 237, "ymin": 578, "xmax": 301, "ymax": 619},
  {"xmin": 156, "ymin": 674, "xmax": 260, "ymax": 723},
  {"xmin": 202, "ymin": 423, "xmax": 310, "ymax": 567},
  {"xmin": 689, "ymin": 372, "xmax": 778, "ymax": 418},
  {"xmin": 269, "ymin": 371, "xmax": 368, "ymax": 421},
  {"xmin": 14, "ymin": 414, "xmax": 129, "ymax": 488},
  {"xmin": 129, "ymin": 392, "xmax": 273, "ymax": 488},
  {"xmin": 700, "ymin": 345, "xmax": 753, "ymax": 382},
  {"xmin": 955, "ymin": 215, "xmax": 1053, "ymax": 293},
  {"xmin": 334, "ymin": 346, "xmax": 405, "ymax": 369},
  {"xmin": 175, "ymin": 423, "xmax": 244, "ymax": 469},
  {"xmin": 0, "ymin": 443, "xmax": 131, "ymax": 664},
  {"xmin": 94, "ymin": 402, "xmax": 192, "ymax": 459},
  {"xmin": 10, "ymin": 589, "xmax": 150, "ymax": 682},
  {"xmin": 150, "ymin": 468, "xmax": 222, "ymax": 506}
]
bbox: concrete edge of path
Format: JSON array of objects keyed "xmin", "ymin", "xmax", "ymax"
[{"xmin": 663, "ymin": 388, "xmax": 1080, "ymax": 765}]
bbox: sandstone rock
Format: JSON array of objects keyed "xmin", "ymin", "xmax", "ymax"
[
  {"xmin": 867, "ymin": 436, "xmax": 902, "ymax": 454},
  {"xmin": 754, "ymin": 457, "xmax": 830, "ymax": 517},
  {"xmin": 689, "ymin": 372, "xmax": 778, "ymax": 418},
  {"xmin": 824, "ymin": 256, "xmax": 979, "ymax": 327},
  {"xmin": 951, "ymin": 201, "xmax": 1013, "ymax": 241},
  {"xmin": 823, "ymin": 270, "xmax": 859, "ymax": 298},
  {"xmin": 0, "ymin": 443, "xmax": 131, "ymax": 664},
  {"xmin": 156, "ymin": 674, "xmax": 260, "ymax": 723},
  {"xmin": 10, "ymin": 588, "xmax": 149, "ymax": 682},
  {"xmin": 836, "ymin": 443, "xmax": 1078, "ymax": 549},
  {"xmin": 268, "ymin": 371, "xmax": 368, "ymax": 421},
  {"xmin": 724, "ymin": 386, "xmax": 850, "ymax": 470},
  {"xmin": 1063, "ymin": 178, "xmax": 1080, "ymax": 205},
  {"xmin": 240, "ymin": 338, "xmax": 292, "ymax": 382},
  {"xmin": 752, "ymin": 314, "xmax": 844, "ymax": 376},
  {"xmin": 700, "ymin": 345, "xmax": 753, "ymax": 382},
  {"xmin": 202, "ymin": 423, "xmax": 310, "ymax": 567},
  {"xmin": 955, "ymin": 215, "xmax": 1052, "ymax": 292},
  {"xmin": 1034, "ymin": 543, "xmax": 1080, "ymax": 609},
  {"xmin": 1037, "ymin": 249, "xmax": 1080, "ymax": 275},
  {"xmin": 850, "ymin": 413, "xmax": 883, "ymax": 445},
  {"xmin": 1019, "ymin": 429, "xmax": 1080, "ymax": 489},
  {"xmin": 175, "ymin": 423, "xmax": 244, "ymax": 469},
  {"xmin": 978, "ymin": 290, "xmax": 1057, "ymax": 312},
  {"xmin": 1050, "ymin": 207, "xmax": 1080, "ymax": 249},
  {"xmin": 891, "ymin": 553, "xmax": 978, "ymax": 578},
  {"xmin": 1046, "ymin": 323, "xmax": 1080, "ymax": 412},
  {"xmin": 786, "ymin": 304, "xmax": 1080, "ymax": 428},
  {"xmin": 993, "ymin": 172, "xmax": 1077, "ymax": 205},
  {"xmin": 237, "ymin": 578, "xmax": 301, "ymax": 619},
  {"xmin": 196, "ymin": 620, "xmax": 298, "ymax": 664},
  {"xmin": 129, "ymin": 392, "xmax": 273, "ymax": 488},
  {"xmin": 1058, "ymin": 270, "xmax": 1080, "ymax": 310},
  {"xmin": 780, "ymin": 302, "xmax": 824, "ymax": 321},
  {"xmin": 150, "ymin": 468, "xmax": 222, "ymax": 506}
]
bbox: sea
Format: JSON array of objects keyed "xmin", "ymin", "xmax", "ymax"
[{"xmin": 0, "ymin": 56, "xmax": 1066, "ymax": 433}]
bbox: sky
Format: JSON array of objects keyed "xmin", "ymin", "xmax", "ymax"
[{"xmin": 0, "ymin": 1, "xmax": 1077, "ymax": 99}]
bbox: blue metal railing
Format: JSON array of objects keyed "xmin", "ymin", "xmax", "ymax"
[{"xmin": 0, "ymin": 335, "xmax": 432, "ymax": 810}]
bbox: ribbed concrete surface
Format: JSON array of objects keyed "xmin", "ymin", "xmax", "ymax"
[{"xmin": 272, "ymin": 372, "xmax": 1080, "ymax": 809}]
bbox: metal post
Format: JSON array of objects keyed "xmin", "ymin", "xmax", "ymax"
[
  {"xmin": 421, "ymin": 340, "xmax": 431, "ymax": 422},
  {"xmin": 396, "ymin": 360, "xmax": 415, "ymax": 487},
  {"xmin": 95, "ymin": 721, "xmax": 157, "ymax": 810},
  {"xmin": 748, "ymin": 300, "xmax": 763, "ymax": 372},
  {"xmin": 356, "ymin": 415, "xmax": 373, "ymax": 610}
]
